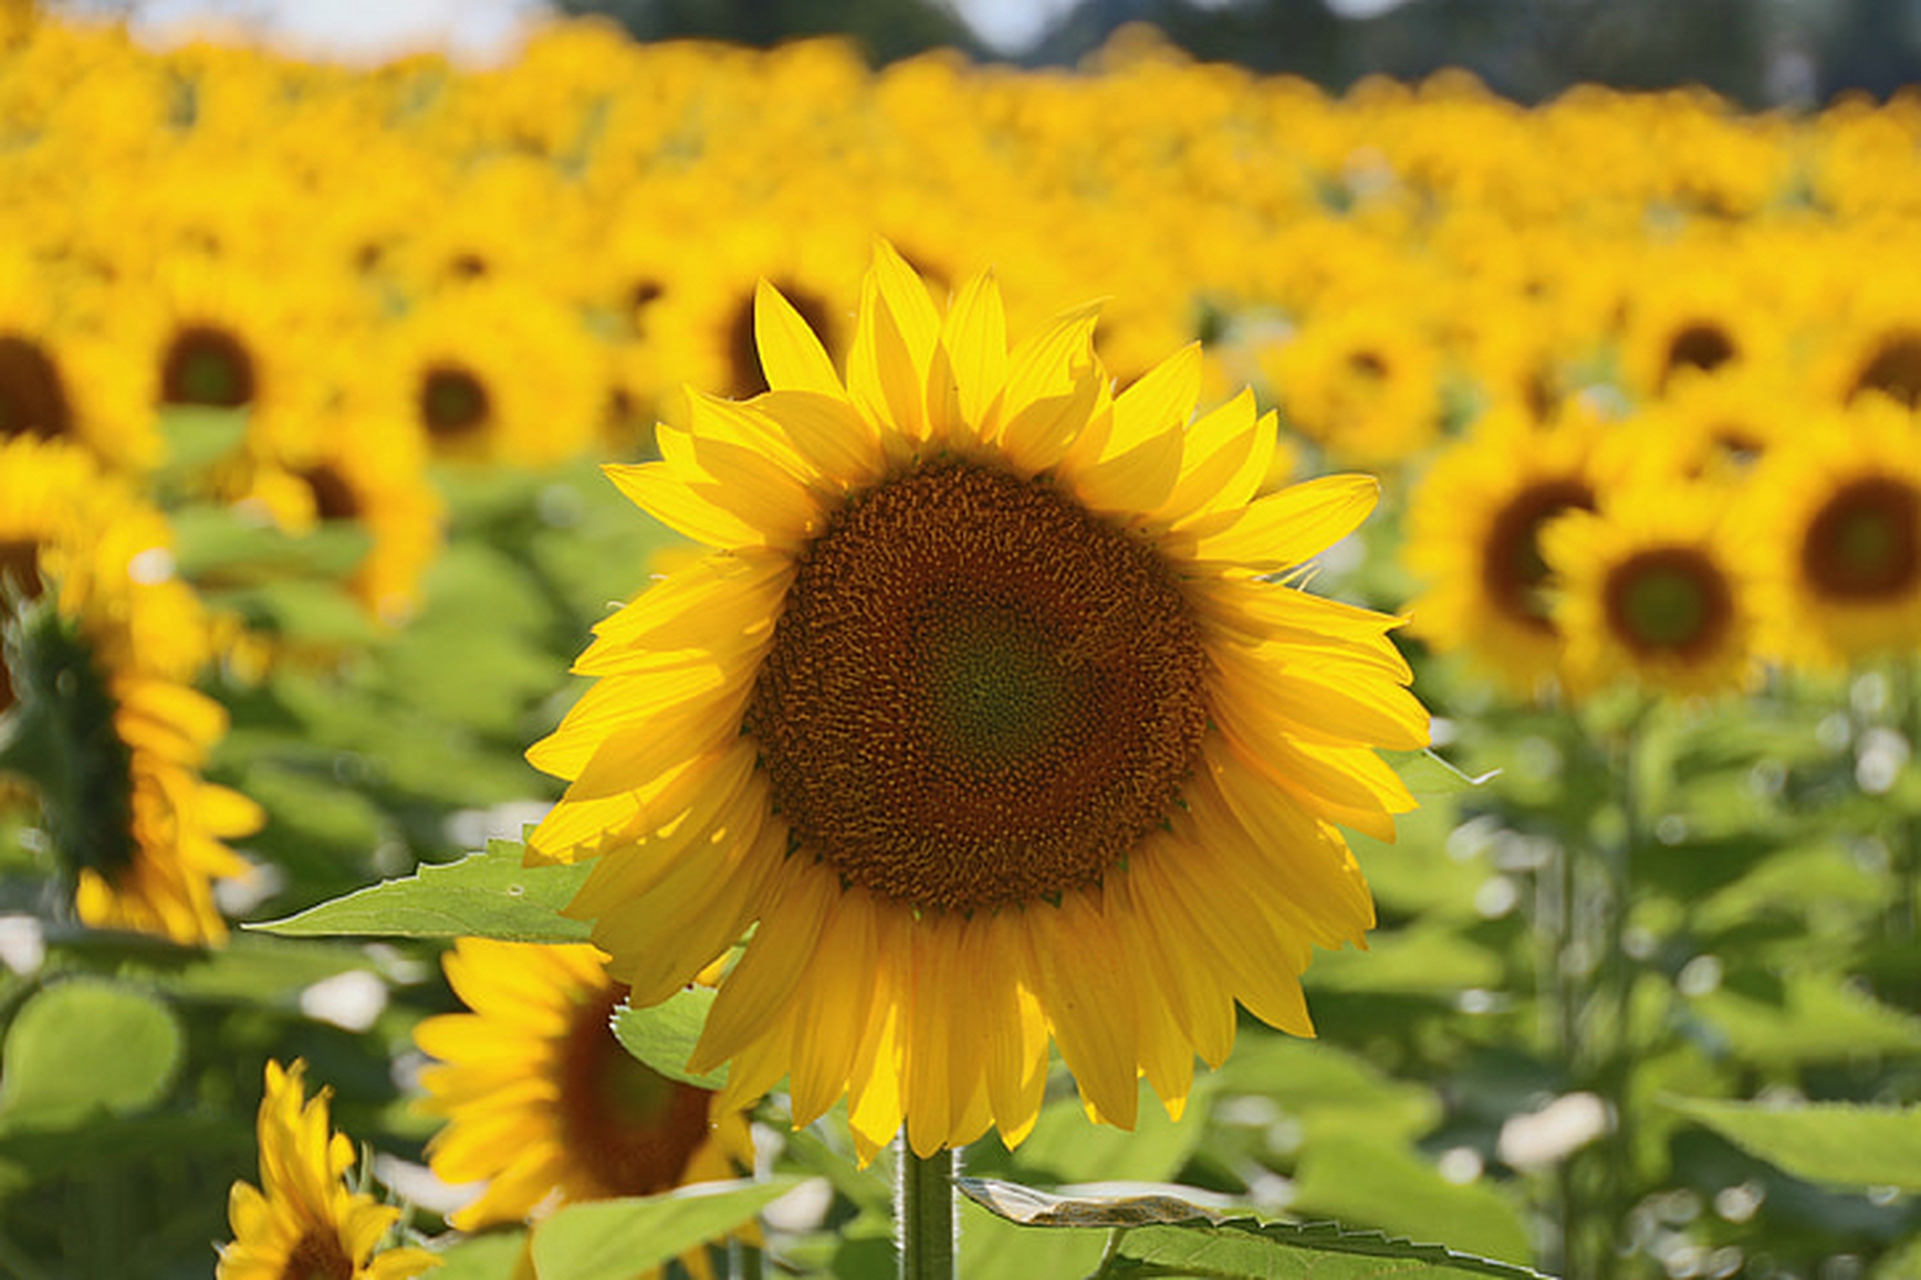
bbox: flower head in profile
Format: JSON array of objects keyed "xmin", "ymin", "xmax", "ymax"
[
  {"xmin": 525, "ymin": 243, "xmax": 1427, "ymax": 1162},
  {"xmin": 414, "ymin": 939, "xmax": 752, "ymax": 1236},
  {"xmin": 216, "ymin": 1059, "xmax": 439, "ymax": 1280},
  {"xmin": 0, "ymin": 436, "xmax": 258, "ymax": 945}
]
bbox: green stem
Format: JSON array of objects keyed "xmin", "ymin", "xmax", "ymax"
[{"xmin": 898, "ymin": 1140, "xmax": 956, "ymax": 1280}]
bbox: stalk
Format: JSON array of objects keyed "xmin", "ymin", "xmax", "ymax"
[{"xmin": 898, "ymin": 1140, "xmax": 956, "ymax": 1280}]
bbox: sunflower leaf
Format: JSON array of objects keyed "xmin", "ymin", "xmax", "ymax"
[
  {"xmin": 0, "ymin": 979, "xmax": 184, "ymax": 1129},
  {"xmin": 529, "ymin": 1177, "xmax": 802, "ymax": 1280},
  {"xmin": 956, "ymin": 1179, "xmax": 1551, "ymax": 1278},
  {"xmin": 612, "ymin": 987, "xmax": 727, "ymax": 1089},
  {"xmin": 1663, "ymin": 1096, "xmax": 1921, "ymax": 1192},
  {"xmin": 245, "ymin": 839, "xmax": 591, "ymax": 942}
]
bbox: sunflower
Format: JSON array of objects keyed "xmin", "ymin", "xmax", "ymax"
[
  {"xmin": 217, "ymin": 1060, "xmax": 440, "ymax": 1280},
  {"xmin": 524, "ymin": 244, "xmax": 1426, "ymax": 1162},
  {"xmin": 414, "ymin": 939, "xmax": 752, "ymax": 1250},
  {"xmin": 224, "ymin": 404, "xmax": 445, "ymax": 626},
  {"xmin": 0, "ymin": 436, "xmax": 258, "ymax": 945},
  {"xmin": 1541, "ymin": 476, "xmax": 1763, "ymax": 699},
  {"xmin": 369, "ymin": 282, "xmax": 603, "ymax": 468},
  {"xmin": 1403, "ymin": 406, "xmax": 1633, "ymax": 698},
  {"xmin": 1257, "ymin": 295, "xmax": 1445, "ymax": 467},
  {"xmin": 1745, "ymin": 399, "xmax": 1921, "ymax": 668}
]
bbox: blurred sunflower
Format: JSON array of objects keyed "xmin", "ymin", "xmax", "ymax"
[
  {"xmin": 228, "ymin": 405, "xmax": 444, "ymax": 626},
  {"xmin": 1542, "ymin": 477, "xmax": 1763, "ymax": 699},
  {"xmin": 1258, "ymin": 295, "xmax": 1444, "ymax": 467},
  {"xmin": 371, "ymin": 282, "xmax": 602, "ymax": 467},
  {"xmin": 1403, "ymin": 407, "xmax": 1630, "ymax": 697},
  {"xmin": 414, "ymin": 939, "xmax": 752, "ymax": 1250},
  {"xmin": 0, "ymin": 437, "xmax": 258, "ymax": 945},
  {"xmin": 0, "ymin": 265, "xmax": 158, "ymax": 468},
  {"xmin": 1746, "ymin": 399, "xmax": 1921, "ymax": 667},
  {"xmin": 217, "ymin": 1059, "xmax": 440, "ymax": 1280},
  {"xmin": 525, "ymin": 245, "xmax": 1426, "ymax": 1161},
  {"xmin": 1615, "ymin": 242, "xmax": 1782, "ymax": 400}
]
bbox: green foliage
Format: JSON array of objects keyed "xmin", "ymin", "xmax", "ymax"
[
  {"xmin": 527, "ymin": 1178, "xmax": 802, "ymax": 1280},
  {"xmin": 0, "ymin": 979, "xmax": 183, "ymax": 1128},
  {"xmin": 958, "ymin": 1178, "xmax": 1550, "ymax": 1278},
  {"xmin": 248, "ymin": 838, "xmax": 590, "ymax": 942},
  {"xmin": 612, "ymin": 986, "xmax": 727, "ymax": 1089},
  {"xmin": 1665, "ymin": 1097, "xmax": 1921, "ymax": 1192}
]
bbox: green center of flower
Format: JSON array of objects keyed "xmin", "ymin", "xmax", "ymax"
[
  {"xmin": 557, "ymin": 986, "xmax": 714, "ymax": 1199},
  {"xmin": 1604, "ymin": 546, "xmax": 1731, "ymax": 657},
  {"xmin": 1802, "ymin": 475, "xmax": 1920, "ymax": 600},
  {"xmin": 1482, "ymin": 477, "xmax": 1597, "ymax": 633},
  {"xmin": 419, "ymin": 365, "xmax": 490, "ymax": 439},
  {"xmin": 924, "ymin": 603, "xmax": 1071, "ymax": 767},
  {"xmin": 161, "ymin": 325, "xmax": 255, "ymax": 408},
  {"xmin": 751, "ymin": 461, "xmax": 1209, "ymax": 912},
  {"xmin": 0, "ymin": 336, "xmax": 72, "ymax": 440}
]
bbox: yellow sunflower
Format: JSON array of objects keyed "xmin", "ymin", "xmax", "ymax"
[
  {"xmin": 1541, "ymin": 476, "xmax": 1763, "ymax": 700},
  {"xmin": 1403, "ymin": 406, "xmax": 1634, "ymax": 698},
  {"xmin": 0, "ymin": 436, "xmax": 258, "ymax": 945},
  {"xmin": 1745, "ymin": 399, "xmax": 1921, "ymax": 668},
  {"xmin": 414, "ymin": 940, "xmax": 752, "ymax": 1251},
  {"xmin": 525, "ymin": 244, "xmax": 1427, "ymax": 1162},
  {"xmin": 217, "ymin": 1060, "xmax": 440, "ymax": 1280}
]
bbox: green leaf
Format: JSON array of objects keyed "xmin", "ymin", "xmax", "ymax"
[
  {"xmin": 612, "ymin": 987, "xmax": 727, "ymax": 1089},
  {"xmin": 425, "ymin": 1229, "xmax": 529, "ymax": 1280},
  {"xmin": 158, "ymin": 405, "xmax": 249, "ymax": 472},
  {"xmin": 247, "ymin": 839, "xmax": 591, "ymax": 942},
  {"xmin": 1664, "ymin": 1097, "xmax": 1921, "ymax": 1192},
  {"xmin": 977, "ymin": 1077, "xmax": 1221, "ymax": 1185},
  {"xmin": 957, "ymin": 1180, "xmax": 1550, "ymax": 1278},
  {"xmin": 1289, "ymin": 1136, "xmax": 1533, "ymax": 1265},
  {"xmin": 1213, "ymin": 1033, "xmax": 1440, "ymax": 1148},
  {"xmin": 0, "ymin": 979, "xmax": 184, "ymax": 1128},
  {"xmin": 171, "ymin": 504, "xmax": 374, "ymax": 584},
  {"xmin": 528, "ymin": 1177, "xmax": 800, "ymax": 1280},
  {"xmin": 1688, "ymin": 972, "xmax": 1921, "ymax": 1065}
]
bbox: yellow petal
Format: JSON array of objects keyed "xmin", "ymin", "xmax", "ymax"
[
  {"xmin": 1025, "ymin": 890, "xmax": 1138, "ymax": 1130},
  {"xmin": 755, "ymin": 277, "xmax": 844, "ymax": 397},
  {"xmin": 691, "ymin": 854, "xmax": 837, "ymax": 1073},
  {"xmin": 756, "ymin": 390, "xmax": 885, "ymax": 489},
  {"xmin": 942, "ymin": 269, "xmax": 1009, "ymax": 430},
  {"xmin": 1178, "ymin": 473, "xmax": 1380, "ymax": 569},
  {"xmin": 602, "ymin": 462, "xmax": 763, "ymax": 550}
]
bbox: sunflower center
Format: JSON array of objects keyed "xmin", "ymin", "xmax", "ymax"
[
  {"xmin": 1481, "ymin": 477, "xmax": 1597, "ymax": 634},
  {"xmin": 419, "ymin": 364, "xmax": 490, "ymax": 439},
  {"xmin": 1850, "ymin": 331, "xmax": 1921, "ymax": 409},
  {"xmin": 276, "ymin": 1227, "xmax": 355, "ymax": 1280},
  {"xmin": 556, "ymin": 986, "xmax": 714, "ymax": 1198},
  {"xmin": 161, "ymin": 325, "xmax": 256, "ymax": 408},
  {"xmin": 1661, "ymin": 323, "xmax": 1736, "ymax": 389},
  {"xmin": 299, "ymin": 464, "xmax": 360, "ymax": 522},
  {"xmin": 750, "ymin": 461, "xmax": 1209, "ymax": 912},
  {"xmin": 1802, "ymin": 476, "xmax": 1920, "ymax": 601},
  {"xmin": 0, "ymin": 335, "xmax": 73, "ymax": 439},
  {"xmin": 1604, "ymin": 546, "xmax": 1732, "ymax": 658}
]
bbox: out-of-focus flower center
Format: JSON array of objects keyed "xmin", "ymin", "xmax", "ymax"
[
  {"xmin": 299, "ymin": 464, "xmax": 361, "ymax": 523},
  {"xmin": 750, "ymin": 461, "xmax": 1209, "ymax": 912},
  {"xmin": 557, "ymin": 985, "xmax": 713, "ymax": 1199},
  {"xmin": 0, "ymin": 336, "xmax": 73, "ymax": 440},
  {"xmin": 276, "ymin": 1226, "xmax": 354, "ymax": 1280},
  {"xmin": 1850, "ymin": 330, "xmax": 1921, "ymax": 409},
  {"xmin": 1603, "ymin": 546, "xmax": 1732, "ymax": 658},
  {"xmin": 1481, "ymin": 478, "xmax": 1597, "ymax": 633},
  {"xmin": 1660, "ymin": 322, "xmax": 1736, "ymax": 390},
  {"xmin": 162, "ymin": 325, "xmax": 256, "ymax": 408},
  {"xmin": 1802, "ymin": 475, "xmax": 1919, "ymax": 601},
  {"xmin": 418, "ymin": 365, "xmax": 491, "ymax": 440}
]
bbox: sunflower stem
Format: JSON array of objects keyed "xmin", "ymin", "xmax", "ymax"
[{"xmin": 897, "ymin": 1140, "xmax": 956, "ymax": 1280}]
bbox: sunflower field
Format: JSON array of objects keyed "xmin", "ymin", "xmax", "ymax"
[{"xmin": 3, "ymin": 8, "xmax": 1921, "ymax": 1280}]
